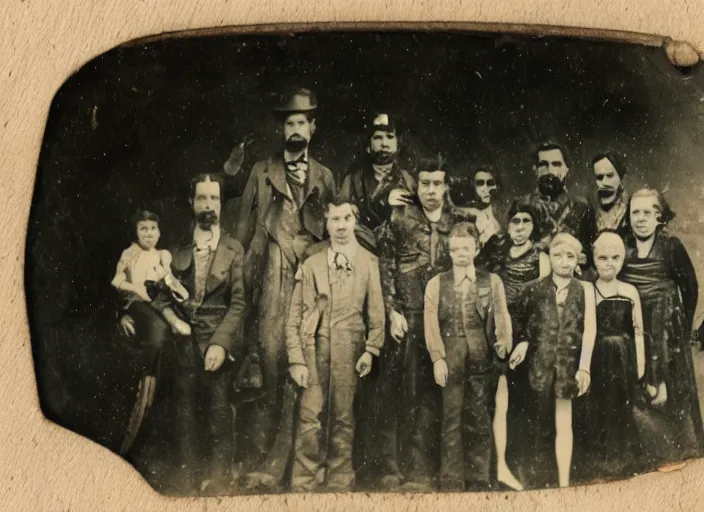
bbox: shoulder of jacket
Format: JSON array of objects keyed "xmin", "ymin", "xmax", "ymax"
[{"xmin": 221, "ymin": 233, "xmax": 244, "ymax": 253}]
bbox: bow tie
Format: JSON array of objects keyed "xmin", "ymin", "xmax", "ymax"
[
  {"xmin": 286, "ymin": 155, "xmax": 308, "ymax": 186},
  {"xmin": 332, "ymin": 252, "xmax": 353, "ymax": 273}
]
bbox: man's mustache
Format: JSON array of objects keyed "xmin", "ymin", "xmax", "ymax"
[{"xmin": 196, "ymin": 210, "xmax": 218, "ymax": 227}]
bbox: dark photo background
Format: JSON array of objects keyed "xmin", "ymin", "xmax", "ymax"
[{"xmin": 26, "ymin": 31, "xmax": 704, "ymax": 459}]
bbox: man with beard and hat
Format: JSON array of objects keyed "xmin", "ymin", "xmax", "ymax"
[
  {"xmin": 230, "ymin": 88, "xmax": 336, "ymax": 492},
  {"xmin": 375, "ymin": 155, "xmax": 476, "ymax": 491},
  {"xmin": 120, "ymin": 173, "xmax": 247, "ymax": 496},
  {"xmin": 339, "ymin": 111, "xmax": 416, "ymax": 253},
  {"xmin": 524, "ymin": 142, "xmax": 597, "ymax": 269},
  {"xmin": 592, "ymin": 152, "xmax": 629, "ymax": 236}
]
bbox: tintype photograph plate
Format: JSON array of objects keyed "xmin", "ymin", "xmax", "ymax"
[{"xmin": 25, "ymin": 24, "xmax": 704, "ymax": 497}]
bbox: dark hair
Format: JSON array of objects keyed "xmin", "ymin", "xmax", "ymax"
[
  {"xmin": 189, "ymin": 173, "xmax": 225, "ymax": 203},
  {"xmin": 324, "ymin": 196, "xmax": 360, "ymax": 220},
  {"xmin": 592, "ymin": 152, "xmax": 627, "ymax": 178},
  {"xmin": 130, "ymin": 209, "xmax": 160, "ymax": 241},
  {"xmin": 416, "ymin": 154, "xmax": 450, "ymax": 179},
  {"xmin": 625, "ymin": 187, "xmax": 676, "ymax": 227},
  {"xmin": 506, "ymin": 198, "xmax": 541, "ymax": 242},
  {"xmin": 534, "ymin": 141, "xmax": 572, "ymax": 170},
  {"xmin": 450, "ymin": 221, "xmax": 481, "ymax": 244},
  {"xmin": 470, "ymin": 165, "xmax": 502, "ymax": 196}
]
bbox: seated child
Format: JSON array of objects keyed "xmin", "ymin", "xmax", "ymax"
[
  {"xmin": 508, "ymin": 232, "xmax": 596, "ymax": 489},
  {"xmin": 424, "ymin": 222, "xmax": 512, "ymax": 491},
  {"xmin": 111, "ymin": 209, "xmax": 191, "ymax": 352}
]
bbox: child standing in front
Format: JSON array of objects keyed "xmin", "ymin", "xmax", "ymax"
[
  {"xmin": 424, "ymin": 222, "xmax": 512, "ymax": 491},
  {"xmin": 508, "ymin": 232, "xmax": 597, "ymax": 489}
]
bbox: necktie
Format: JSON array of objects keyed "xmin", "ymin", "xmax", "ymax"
[
  {"xmin": 286, "ymin": 155, "xmax": 308, "ymax": 186},
  {"xmin": 332, "ymin": 252, "xmax": 353, "ymax": 273}
]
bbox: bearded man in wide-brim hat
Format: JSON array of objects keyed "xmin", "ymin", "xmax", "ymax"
[{"xmin": 229, "ymin": 87, "xmax": 336, "ymax": 491}]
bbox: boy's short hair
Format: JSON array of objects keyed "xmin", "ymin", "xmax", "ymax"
[
  {"xmin": 450, "ymin": 222, "xmax": 480, "ymax": 244},
  {"xmin": 549, "ymin": 232, "xmax": 582, "ymax": 254}
]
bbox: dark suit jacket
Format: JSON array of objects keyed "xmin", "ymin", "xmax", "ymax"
[{"xmin": 167, "ymin": 232, "xmax": 246, "ymax": 356}]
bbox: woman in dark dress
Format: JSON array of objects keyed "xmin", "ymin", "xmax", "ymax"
[
  {"xmin": 620, "ymin": 188, "xmax": 703, "ymax": 468},
  {"xmin": 493, "ymin": 199, "xmax": 550, "ymax": 490},
  {"xmin": 573, "ymin": 231, "xmax": 646, "ymax": 482}
]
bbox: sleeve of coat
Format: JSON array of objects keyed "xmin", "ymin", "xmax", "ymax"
[
  {"xmin": 338, "ymin": 173, "xmax": 355, "ymax": 203},
  {"xmin": 209, "ymin": 242, "xmax": 246, "ymax": 354},
  {"xmin": 364, "ymin": 255, "xmax": 386, "ymax": 355},
  {"xmin": 377, "ymin": 219, "xmax": 399, "ymax": 314},
  {"xmin": 286, "ymin": 264, "xmax": 313, "ymax": 367},
  {"xmin": 232, "ymin": 161, "xmax": 261, "ymax": 253}
]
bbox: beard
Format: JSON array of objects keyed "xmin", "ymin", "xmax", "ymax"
[
  {"xmin": 370, "ymin": 149, "xmax": 397, "ymax": 165},
  {"xmin": 195, "ymin": 210, "xmax": 218, "ymax": 229},
  {"xmin": 284, "ymin": 134, "xmax": 309, "ymax": 153},
  {"xmin": 597, "ymin": 185, "xmax": 622, "ymax": 209},
  {"xmin": 537, "ymin": 174, "xmax": 564, "ymax": 200}
]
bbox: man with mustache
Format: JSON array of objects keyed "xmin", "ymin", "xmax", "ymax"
[
  {"xmin": 230, "ymin": 88, "xmax": 335, "ymax": 491},
  {"xmin": 375, "ymin": 155, "xmax": 476, "ymax": 490},
  {"xmin": 339, "ymin": 111, "xmax": 415, "ymax": 252},
  {"xmin": 525, "ymin": 142, "xmax": 597, "ymax": 268},
  {"xmin": 122, "ymin": 173, "xmax": 246, "ymax": 495},
  {"xmin": 592, "ymin": 152, "xmax": 629, "ymax": 236}
]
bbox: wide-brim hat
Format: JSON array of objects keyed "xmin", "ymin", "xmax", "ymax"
[{"xmin": 273, "ymin": 88, "xmax": 318, "ymax": 113}]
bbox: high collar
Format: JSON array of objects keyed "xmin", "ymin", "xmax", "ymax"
[
  {"xmin": 328, "ymin": 239, "xmax": 359, "ymax": 264},
  {"xmin": 453, "ymin": 265, "xmax": 476, "ymax": 285}
]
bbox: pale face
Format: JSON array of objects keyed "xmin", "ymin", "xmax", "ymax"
[
  {"xmin": 508, "ymin": 212, "xmax": 534, "ymax": 246},
  {"xmin": 283, "ymin": 113, "xmax": 315, "ymax": 147},
  {"xmin": 594, "ymin": 243, "xmax": 625, "ymax": 281},
  {"xmin": 536, "ymin": 148, "xmax": 569, "ymax": 181},
  {"xmin": 594, "ymin": 158, "xmax": 622, "ymax": 206},
  {"xmin": 369, "ymin": 130, "xmax": 398, "ymax": 164},
  {"xmin": 192, "ymin": 179, "xmax": 222, "ymax": 223},
  {"xmin": 549, "ymin": 243, "xmax": 579, "ymax": 278},
  {"xmin": 629, "ymin": 195, "xmax": 660, "ymax": 239},
  {"xmin": 326, "ymin": 203, "xmax": 357, "ymax": 246},
  {"xmin": 474, "ymin": 171, "xmax": 497, "ymax": 205},
  {"xmin": 417, "ymin": 170, "xmax": 447, "ymax": 212},
  {"xmin": 449, "ymin": 236, "xmax": 477, "ymax": 267},
  {"xmin": 136, "ymin": 220, "xmax": 160, "ymax": 250}
]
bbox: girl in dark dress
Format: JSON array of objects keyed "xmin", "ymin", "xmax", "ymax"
[
  {"xmin": 620, "ymin": 188, "xmax": 703, "ymax": 468},
  {"xmin": 494, "ymin": 200, "xmax": 550, "ymax": 490},
  {"xmin": 573, "ymin": 231, "xmax": 646, "ymax": 481}
]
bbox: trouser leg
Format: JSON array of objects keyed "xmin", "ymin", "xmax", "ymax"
[
  {"xmin": 375, "ymin": 337, "xmax": 404, "ymax": 480},
  {"xmin": 290, "ymin": 354, "xmax": 329, "ymax": 491},
  {"xmin": 403, "ymin": 312, "xmax": 441, "ymax": 485},
  {"xmin": 326, "ymin": 341, "xmax": 360, "ymax": 490},
  {"xmin": 463, "ymin": 372, "xmax": 494, "ymax": 489},
  {"xmin": 203, "ymin": 360, "xmax": 235, "ymax": 486},
  {"xmin": 439, "ymin": 336, "xmax": 466, "ymax": 490}
]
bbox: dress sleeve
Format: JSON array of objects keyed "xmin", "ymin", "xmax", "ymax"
[
  {"xmin": 424, "ymin": 276, "xmax": 445, "ymax": 363},
  {"xmin": 669, "ymin": 236, "xmax": 698, "ymax": 333},
  {"xmin": 110, "ymin": 248, "xmax": 131, "ymax": 289}
]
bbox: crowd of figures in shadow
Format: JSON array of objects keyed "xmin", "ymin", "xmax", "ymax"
[{"xmin": 25, "ymin": 32, "xmax": 704, "ymax": 496}]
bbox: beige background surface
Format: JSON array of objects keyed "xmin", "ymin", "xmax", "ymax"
[{"xmin": 3, "ymin": 1, "xmax": 704, "ymax": 510}]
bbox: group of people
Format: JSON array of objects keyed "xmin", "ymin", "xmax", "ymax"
[{"xmin": 113, "ymin": 87, "xmax": 704, "ymax": 496}]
